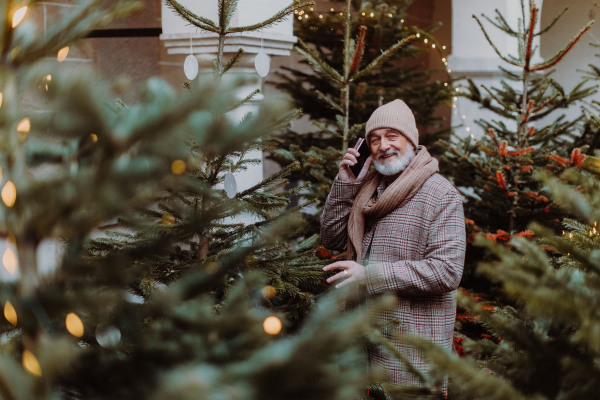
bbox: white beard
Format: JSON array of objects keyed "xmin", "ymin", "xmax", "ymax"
[{"xmin": 373, "ymin": 149, "xmax": 414, "ymax": 176}]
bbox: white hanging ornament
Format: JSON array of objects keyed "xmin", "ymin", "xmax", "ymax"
[
  {"xmin": 184, "ymin": 54, "xmax": 199, "ymax": 80},
  {"xmin": 224, "ymin": 171, "xmax": 237, "ymax": 199},
  {"xmin": 254, "ymin": 51, "xmax": 270, "ymax": 78}
]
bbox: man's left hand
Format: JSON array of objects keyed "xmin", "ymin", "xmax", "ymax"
[{"xmin": 323, "ymin": 260, "xmax": 366, "ymax": 288}]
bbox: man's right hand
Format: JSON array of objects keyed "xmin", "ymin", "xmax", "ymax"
[{"xmin": 338, "ymin": 148, "xmax": 372, "ymax": 183}]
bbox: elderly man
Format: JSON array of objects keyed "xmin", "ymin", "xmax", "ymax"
[{"xmin": 320, "ymin": 99, "xmax": 466, "ymax": 393}]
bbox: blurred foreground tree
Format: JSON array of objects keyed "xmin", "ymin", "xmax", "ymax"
[{"xmin": 0, "ymin": 1, "xmax": 381, "ymax": 398}]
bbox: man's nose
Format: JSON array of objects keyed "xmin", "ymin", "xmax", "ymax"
[{"xmin": 379, "ymin": 138, "xmax": 391, "ymax": 151}]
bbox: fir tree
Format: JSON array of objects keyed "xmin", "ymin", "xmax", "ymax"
[
  {"xmin": 407, "ymin": 144, "xmax": 600, "ymax": 400},
  {"xmin": 0, "ymin": 1, "xmax": 379, "ymax": 398},
  {"xmin": 437, "ymin": 0, "xmax": 599, "ymax": 293},
  {"xmin": 271, "ymin": 0, "xmax": 451, "ymax": 235}
]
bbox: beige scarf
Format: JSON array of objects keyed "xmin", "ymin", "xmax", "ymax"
[{"xmin": 347, "ymin": 146, "xmax": 439, "ymax": 262}]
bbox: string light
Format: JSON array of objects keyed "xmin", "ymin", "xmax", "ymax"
[
  {"xmin": 17, "ymin": 117, "xmax": 30, "ymax": 133},
  {"xmin": 298, "ymin": 7, "xmax": 452, "ymax": 90},
  {"xmin": 262, "ymin": 285, "xmax": 277, "ymax": 299},
  {"xmin": 57, "ymin": 47, "xmax": 69, "ymax": 63},
  {"xmin": 12, "ymin": 6, "xmax": 28, "ymax": 28},
  {"xmin": 2, "ymin": 180, "xmax": 16, "ymax": 207},
  {"xmin": 171, "ymin": 160, "xmax": 186, "ymax": 175},
  {"xmin": 66, "ymin": 313, "xmax": 85, "ymax": 337},
  {"xmin": 4, "ymin": 301, "xmax": 17, "ymax": 326},
  {"xmin": 263, "ymin": 316, "xmax": 282, "ymax": 335},
  {"xmin": 22, "ymin": 350, "xmax": 42, "ymax": 376},
  {"xmin": 161, "ymin": 213, "xmax": 175, "ymax": 226},
  {"xmin": 2, "ymin": 248, "xmax": 18, "ymax": 274}
]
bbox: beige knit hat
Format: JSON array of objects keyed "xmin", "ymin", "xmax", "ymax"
[{"xmin": 365, "ymin": 99, "xmax": 418, "ymax": 148}]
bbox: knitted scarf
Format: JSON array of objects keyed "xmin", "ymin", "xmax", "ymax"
[{"xmin": 347, "ymin": 146, "xmax": 439, "ymax": 262}]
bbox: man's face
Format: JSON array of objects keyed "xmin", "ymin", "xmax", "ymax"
[{"xmin": 368, "ymin": 128, "xmax": 415, "ymax": 175}]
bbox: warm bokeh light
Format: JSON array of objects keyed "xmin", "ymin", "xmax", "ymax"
[
  {"xmin": 2, "ymin": 180, "xmax": 17, "ymax": 207},
  {"xmin": 66, "ymin": 313, "xmax": 84, "ymax": 338},
  {"xmin": 46, "ymin": 74, "xmax": 52, "ymax": 81},
  {"xmin": 3, "ymin": 248, "xmax": 18, "ymax": 274},
  {"xmin": 4, "ymin": 301, "xmax": 17, "ymax": 326},
  {"xmin": 171, "ymin": 159, "xmax": 186, "ymax": 175},
  {"xmin": 205, "ymin": 262, "xmax": 219, "ymax": 274},
  {"xmin": 263, "ymin": 316, "xmax": 282, "ymax": 335},
  {"xmin": 22, "ymin": 350, "xmax": 42, "ymax": 376},
  {"xmin": 57, "ymin": 47, "xmax": 69, "ymax": 62},
  {"xmin": 12, "ymin": 6, "xmax": 28, "ymax": 28},
  {"xmin": 262, "ymin": 285, "xmax": 277, "ymax": 299},
  {"xmin": 161, "ymin": 213, "xmax": 175, "ymax": 226},
  {"xmin": 90, "ymin": 133, "xmax": 98, "ymax": 142},
  {"xmin": 0, "ymin": 92, "xmax": 3, "ymax": 108},
  {"xmin": 17, "ymin": 117, "xmax": 30, "ymax": 133}
]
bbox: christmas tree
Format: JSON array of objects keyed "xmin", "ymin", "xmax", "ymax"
[
  {"xmin": 408, "ymin": 145, "xmax": 600, "ymax": 400},
  {"xmin": 437, "ymin": 0, "xmax": 599, "ymax": 293},
  {"xmin": 270, "ymin": 0, "xmax": 452, "ymax": 236},
  {"xmin": 0, "ymin": 1, "xmax": 380, "ymax": 398},
  {"xmin": 411, "ymin": 1, "xmax": 600, "ymax": 397}
]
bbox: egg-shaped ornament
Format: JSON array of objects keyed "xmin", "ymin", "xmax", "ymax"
[
  {"xmin": 224, "ymin": 171, "xmax": 237, "ymax": 199},
  {"xmin": 184, "ymin": 54, "xmax": 199, "ymax": 80},
  {"xmin": 254, "ymin": 51, "xmax": 270, "ymax": 78}
]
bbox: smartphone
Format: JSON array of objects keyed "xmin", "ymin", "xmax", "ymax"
[{"xmin": 349, "ymin": 138, "xmax": 371, "ymax": 178}]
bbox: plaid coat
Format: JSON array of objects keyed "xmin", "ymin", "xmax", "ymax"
[{"xmin": 320, "ymin": 173, "xmax": 466, "ymax": 388}]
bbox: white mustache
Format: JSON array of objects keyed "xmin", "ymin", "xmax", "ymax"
[{"xmin": 377, "ymin": 149, "xmax": 400, "ymax": 160}]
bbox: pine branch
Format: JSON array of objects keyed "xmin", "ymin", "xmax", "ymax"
[
  {"xmin": 228, "ymin": 1, "xmax": 314, "ymax": 33},
  {"xmin": 348, "ymin": 26, "xmax": 367, "ymax": 77},
  {"xmin": 164, "ymin": 0, "xmax": 219, "ymax": 32},
  {"xmin": 524, "ymin": 6, "xmax": 538, "ymax": 71},
  {"xmin": 312, "ymin": 120, "xmax": 342, "ymax": 138},
  {"xmin": 315, "ymin": 90, "xmax": 344, "ymax": 113},
  {"xmin": 295, "ymin": 38, "xmax": 343, "ymax": 83},
  {"xmin": 11, "ymin": 0, "xmax": 141, "ymax": 66},
  {"xmin": 532, "ymin": 22, "xmax": 593, "ymax": 72},
  {"xmin": 350, "ymin": 35, "xmax": 417, "ymax": 81},
  {"xmin": 473, "ymin": 15, "xmax": 522, "ymax": 68},
  {"xmin": 222, "ymin": 48, "xmax": 244, "ymax": 75},
  {"xmin": 537, "ymin": 6, "xmax": 568, "ymax": 36},
  {"xmin": 482, "ymin": 8, "xmax": 518, "ymax": 35},
  {"xmin": 236, "ymin": 161, "xmax": 300, "ymax": 199},
  {"xmin": 218, "ymin": 0, "xmax": 238, "ymax": 31}
]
